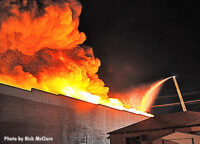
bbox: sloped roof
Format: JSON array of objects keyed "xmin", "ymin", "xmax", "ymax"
[
  {"xmin": 161, "ymin": 131, "xmax": 200, "ymax": 144},
  {"xmin": 108, "ymin": 111, "xmax": 200, "ymax": 134},
  {"xmin": 162, "ymin": 131, "xmax": 200, "ymax": 139}
]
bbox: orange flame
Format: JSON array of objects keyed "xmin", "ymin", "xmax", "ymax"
[{"xmin": 0, "ymin": 1, "xmax": 168, "ymax": 117}]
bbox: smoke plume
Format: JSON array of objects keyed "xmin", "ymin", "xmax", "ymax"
[{"xmin": 0, "ymin": 0, "xmax": 165, "ymax": 114}]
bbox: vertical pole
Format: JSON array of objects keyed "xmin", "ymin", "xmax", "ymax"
[
  {"xmin": 172, "ymin": 76, "xmax": 187, "ymax": 112},
  {"xmin": 191, "ymin": 138, "xmax": 194, "ymax": 144}
]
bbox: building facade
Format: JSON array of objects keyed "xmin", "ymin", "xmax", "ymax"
[{"xmin": 0, "ymin": 83, "xmax": 147, "ymax": 144}]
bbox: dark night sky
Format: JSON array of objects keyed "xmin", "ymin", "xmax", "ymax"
[{"xmin": 78, "ymin": 0, "xmax": 200, "ymax": 114}]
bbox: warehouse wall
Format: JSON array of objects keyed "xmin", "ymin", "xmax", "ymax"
[{"xmin": 0, "ymin": 83, "xmax": 147, "ymax": 144}]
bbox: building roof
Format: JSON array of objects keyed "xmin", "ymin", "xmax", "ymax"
[
  {"xmin": 154, "ymin": 131, "xmax": 200, "ymax": 144},
  {"xmin": 0, "ymin": 83, "xmax": 152, "ymax": 117},
  {"xmin": 108, "ymin": 111, "xmax": 200, "ymax": 134}
]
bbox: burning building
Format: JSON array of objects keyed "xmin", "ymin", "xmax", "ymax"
[
  {"xmin": 0, "ymin": 83, "xmax": 148, "ymax": 144},
  {"xmin": 0, "ymin": 0, "xmax": 168, "ymax": 113},
  {"xmin": 0, "ymin": 0, "xmax": 166, "ymax": 143}
]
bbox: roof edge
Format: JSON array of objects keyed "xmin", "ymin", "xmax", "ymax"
[{"xmin": 108, "ymin": 124, "xmax": 200, "ymax": 135}]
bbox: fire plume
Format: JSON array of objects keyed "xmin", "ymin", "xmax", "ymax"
[{"xmin": 0, "ymin": 1, "xmax": 168, "ymax": 117}]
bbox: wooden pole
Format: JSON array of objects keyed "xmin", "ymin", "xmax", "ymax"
[{"xmin": 172, "ymin": 76, "xmax": 187, "ymax": 112}]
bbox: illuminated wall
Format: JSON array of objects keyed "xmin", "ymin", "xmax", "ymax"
[{"xmin": 0, "ymin": 83, "xmax": 147, "ymax": 144}]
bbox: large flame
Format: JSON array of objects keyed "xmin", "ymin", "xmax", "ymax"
[{"xmin": 0, "ymin": 1, "xmax": 169, "ymax": 117}]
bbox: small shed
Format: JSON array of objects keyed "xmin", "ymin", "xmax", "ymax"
[{"xmin": 108, "ymin": 111, "xmax": 200, "ymax": 144}]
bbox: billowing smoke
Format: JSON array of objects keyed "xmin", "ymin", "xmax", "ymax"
[
  {"xmin": 0, "ymin": 0, "xmax": 166, "ymax": 114},
  {"xmin": 0, "ymin": 0, "xmax": 109, "ymax": 98},
  {"xmin": 0, "ymin": 0, "xmax": 85, "ymax": 54}
]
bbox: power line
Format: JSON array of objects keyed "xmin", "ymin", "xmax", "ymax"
[
  {"xmin": 151, "ymin": 99, "xmax": 200, "ymax": 108},
  {"xmin": 157, "ymin": 90, "xmax": 200, "ymax": 99}
]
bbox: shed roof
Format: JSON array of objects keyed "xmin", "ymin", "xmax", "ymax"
[{"xmin": 108, "ymin": 111, "xmax": 200, "ymax": 134}]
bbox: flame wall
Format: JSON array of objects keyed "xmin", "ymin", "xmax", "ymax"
[{"xmin": 0, "ymin": 83, "xmax": 147, "ymax": 144}]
